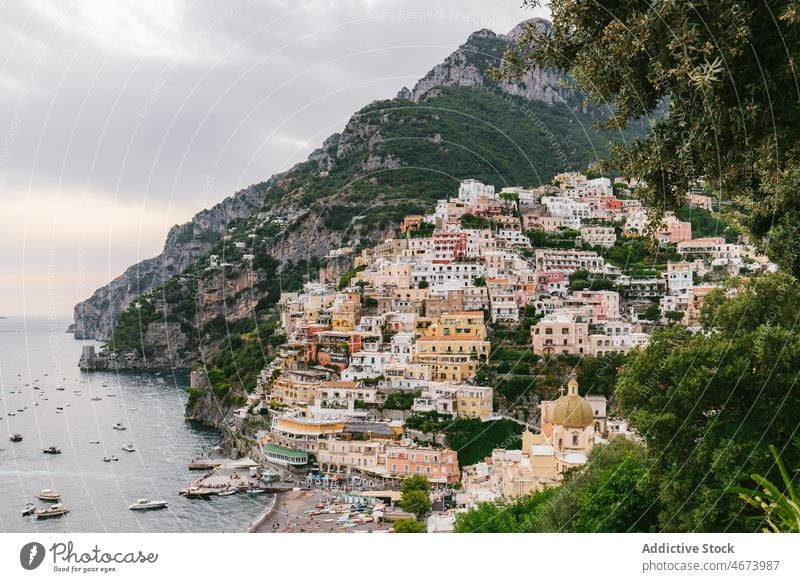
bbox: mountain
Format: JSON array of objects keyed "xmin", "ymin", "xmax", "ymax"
[{"xmin": 72, "ymin": 18, "xmax": 636, "ymax": 343}]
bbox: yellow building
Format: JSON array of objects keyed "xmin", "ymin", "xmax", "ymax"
[
  {"xmin": 269, "ymin": 415, "xmax": 346, "ymax": 454},
  {"xmin": 455, "ymin": 385, "xmax": 493, "ymax": 420},
  {"xmin": 270, "ymin": 369, "xmax": 329, "ymax": 406},
  {"xmin": 413, "ymin": 354, "xmax": 479, "ymax": 382},
  {"xmin": 415, "ymin": 311, "xmax": 490, "ymax": 362}
]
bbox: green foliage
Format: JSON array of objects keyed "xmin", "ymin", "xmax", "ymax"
[
  {"xmin": 417, "ymin": 280, "xmax": 429, "ymax": 289},
  {"xmin": 616, "ymin": 272, "xmax": 800, "ymax": 531},
  {"xmin": 109, "ymin": 299, "xmax": 160, "ymax": 355},
  {"xmin": 527, "ymin": 229, "xmax": 576, "ymax": 249},
  {"xmin": 537, "ymin": 439, "xmax": 659, "ymax": 532},
  {"xmin": 678, "ymin": 205, "xmax": 740, "ymax": 243},
  {"xmin": 506, "ymin": 0, "xmax": 800, "ymax": 275},
  {"xmin": 460, "ymin": 213, "xmax": 492, "ymax": 229},
  {"xmin": 444, "ymin": 418, "xmax": 523, "ymax": 467},
  {"xmin": 392, "ymin": 518, "xmax": 427, "ymax": 533},
  {"xmin": 454, "ymin": 488, "xmax": 556, "ymax": 533},
  {"xmin": 382, "ymin": 390, "xmax": 420, "ymax": 411},
  {"xmin": 576, "ymin": 353, "xmax": 626, "ymax": 398},
  {"xmin": 400, "ymin": 489, "xmax": 431, "ymax": 519},
  {"xmin": 401, "ymin": 475, "xmax": 430, "ymax": 495},
  {"xmin": 735, "ymin": 444, "xmax": 800, "ymax": 533},
  {"xmin": 642, "ymin": 303, "xmax": 661, "ymax": 322}
]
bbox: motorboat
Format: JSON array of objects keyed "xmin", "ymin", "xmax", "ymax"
[
  {"xmin": 37, "ymin": 489, "xmax": 61, "ymax": 501},
  {"xmin": 129, "ymin": 498, "xmax": 168, "ymax": 510},
  {"xmin": 91, "ymin": 397, "xmax": 102, "ymax": 401},
  {"xmin": 121, "ymin": 443, "xmax": 136, "ymax": 452},
  {"xmin": 35, "ymin": 504, "xmax": 69, "ymax": 519},
  {"xmin": 42, "ymin": 446, "xmax": 62, "ymax": 454},
  {"xmin": 89, "ymin": 440, "xmax": 100, "ymax": 444},
  {"xmin": 218, "ymin": 488, "xmax": 237, "ymax": 496},
  {"xmin": 246, "ymin": 488, "xmax": 266, "ymax": 494},
  {"xmin": 112, "ymin": 423, "xmax": 126, "ymax": 430},
  {"xmin": 22, "ymin": 503, "xmax": 36, "ymax": 516},
  {"xmin": 9, "ymin": 433, "xmax": 22, "ymax": 442}
]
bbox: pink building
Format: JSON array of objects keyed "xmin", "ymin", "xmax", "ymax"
[
  {"xmin": 656, "ymin": 220, "xmax": 692, "ymax": 244},
  {"xmin": 532, "ymin": 312, "xmax": 589, "ymax": 356},
  {"xmin": 380, "ymin": 445, "xmax": 460, "ymax": 484}
]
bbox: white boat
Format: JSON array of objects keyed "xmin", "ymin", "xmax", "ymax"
[
  {"xmin": 22, "ymin": 503, "xmax": 36, "ymax": 516},
  {"xmin": 121, "ymin": 443, "xmax": 136, "ymax": 452},
  {"xmin": 246, "ymin": 488, "xmax": 266, "ymax": 494},
  {"xmin": 218, "ymin": 488, "xmax": 237, "ymax": 496},
  {"xmin": 102, "ymin": 455, "xmax": 119, "ymax": 462},
  {"xmin": 36, "ymin": 504, "xmax": 69, "ymax": 519},
  {"xmin": 129, "ymin": 498, "xmax": 168, "ymax": 510},
  {"xmin": 112, "ymin": 423, "xmax": 126, "ymax": 430},
  {"xmin": 37, "ymin": 489, "xmax": 61, "ymax": 501},
  {"xmin": 9, "ymin": 433, "xmax": 22, "ymax": 442}
]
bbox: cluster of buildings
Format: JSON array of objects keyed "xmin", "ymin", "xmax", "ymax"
[{"xmin": 222, "ymin": 173, "xmax": 775, "ymax": 513}]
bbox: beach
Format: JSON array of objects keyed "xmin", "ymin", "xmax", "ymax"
[{"xmin": 254, "ymin": 489, "xmax": 387, "ymax": 533}]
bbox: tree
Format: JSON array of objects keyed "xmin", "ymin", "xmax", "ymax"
[
  {"xmin": 473, "ymin": 276, "xmax": 486, "ymax": 287},
  {"xmin": 392, "ymin": 518, "xmax": 427, "ymax": 533},
  {"xmin": 400, "ymin": 489, "xmax": 431, "ymax": 519},
  {"xmin": 401, "ymin": 474, "xmax": 430, "ymax": 495},
  {"xmin": 615, "ymin": 273, "xmax": 800, "ymax": 531},
  {"xmin": 664, "ymin": 311, "xmax": 684, "ymax": 323},
  {"xmin": 642, "ymin": 303, "xmax": 661, "ymax": 322},
  {"xmin": 503, "ymin": 2, "xmax": 800, "ymax": 276},
  {"xmin": 417, "ymin": 280, "xmax": 430, "ymax": 289},
  {"xmin": 454, "ymin": 488, "xmax": 555, "ymax": 533}
]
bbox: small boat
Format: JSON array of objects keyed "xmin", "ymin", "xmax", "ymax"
[
  {"xmin": 42, "ymin": 446, "xmax": 62, "ymax": 454},
  {"xmin": 246, "ymin": 488, "xmax": 266, "ymax": 494},
  {"xmin": 121, "ymin": 444, "xmax": 136, "ymax": 452},
  {"xmin": 56, "ymin": 406, "xmax": 63, "ymax": 410},
  {"xmin": 89, "ymin": 440, "xmax": 100, "ymax": 444},
  {"xmin": 102, "ymin": 455, "xmax": 119, "ymax": 462},
  {"xmin": 129, "ymin": 498, "xmax": 168, "ymax": 510},
  {"xmin": 91, "ymin": 397, "xmax": 102, "ymax": 401},
  {"xmin": 38, "ymin": 489, "xmax": 61, "ymax": 501},
  {"xmin": 36, "ymin": 504, "xmax": 69, "ymax": 519},
  {"xmin": 8, "ymin": 412, "xmax": 15, "ymax": 416},
  {"xmin": 112, "ymin": 423, "xmax": 126, "ymax": 430},
  {"xmin": 56, "ymin": 387, "xmax": 65, "ymax": 391},
  {"xmin": 9, "ymin": 433, "xmax": 23, "ymax": 442},
  {"xmin": 22, "ymin": 503, "xmax": 37, "ymax": 516},
  {"xmin": 218, "ymin": 489, "xmax": 237, "ymax": 496}
]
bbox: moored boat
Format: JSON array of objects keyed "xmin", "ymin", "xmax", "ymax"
[
  {"xmin": 129, "ymin": 498, "xmax": 168, "ymax": 510},
  {"xmin": 121, "ymin": 443, "xmax": 136, "ymax": 452},
  {"xmin": 9, "ymin": 433, "xmax": 22, "ymax": 442},
  {"xmin": 42, "ymin": 446, "xmax": 62, "ymax": 454},
  {"xmin": 35, "ymin": 504, "xmax": 69, "ymax": 519},
  {"xmin": 21, "ymin": 503, "xmax": 36, "ymax": 516},
  {"xmin": 37, "ymin": 489, "xmax": 61, "ymax": 501},
  {"xmin": 112, "ymin": 423, "xmax": 126, "ymax": 430}
]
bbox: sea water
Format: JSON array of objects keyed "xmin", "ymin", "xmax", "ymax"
[{"xmin": 0, "ymin": 316, "xmax": 271, "ymax": 532}]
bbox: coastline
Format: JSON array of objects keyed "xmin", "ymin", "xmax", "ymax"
[{"xmin": 251, "ymin": 489, "xmax": 389, "ymax": 533}]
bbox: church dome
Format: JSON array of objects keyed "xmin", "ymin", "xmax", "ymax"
[{"xmin": 552, "ymin": 377, "xmax": 594, "ymax": 428}]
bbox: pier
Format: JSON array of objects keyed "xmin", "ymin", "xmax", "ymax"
[{"xmin": 179, "ymin": 457, "xmax": 295, "ymax": 497}]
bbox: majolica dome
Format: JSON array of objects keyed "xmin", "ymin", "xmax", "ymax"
[{"xmin": 552, "ymin": 377, "xmax": 593, "ymax": 428}]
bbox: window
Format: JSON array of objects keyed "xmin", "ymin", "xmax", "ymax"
[{"xmin": 572, "ymin": 433, "xmax": 579, "ymax": 446}]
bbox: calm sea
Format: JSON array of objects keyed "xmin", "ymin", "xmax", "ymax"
[{"xmin": 0, "ymin": 316, "xmax": 270, "ymax": 532}]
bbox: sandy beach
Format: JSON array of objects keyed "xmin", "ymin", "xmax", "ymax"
[{"xmin": 254, "ymin": 489, "xmax": 386, "ymax": 533}]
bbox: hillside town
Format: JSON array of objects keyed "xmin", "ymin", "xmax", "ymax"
[{"xmin": 187, "ymin": 172, "xmax": 774, "ymax": 531}]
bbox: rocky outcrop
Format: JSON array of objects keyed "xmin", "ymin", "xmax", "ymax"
[
  {"xmin": 408, "ymin": 18, "xmax": 576, "ymax": 107},
  {"xmin": 73, "ymin": 184, "xmax": 270, "ymax": 341}
]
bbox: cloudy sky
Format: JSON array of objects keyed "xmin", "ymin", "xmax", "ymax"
[{"xmin": 0, "ymin": 0, "xmax": 548, "ymax": 317}]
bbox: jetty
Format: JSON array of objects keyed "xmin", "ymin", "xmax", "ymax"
[{"xmin": 179, "ymin": 457, "xmax": 294, "ymax": 497}]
